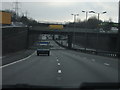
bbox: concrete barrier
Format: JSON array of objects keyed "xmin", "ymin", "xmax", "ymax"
[{"xmin": 55, "ymin": 39, "xmax": 118, "ymax": 58}]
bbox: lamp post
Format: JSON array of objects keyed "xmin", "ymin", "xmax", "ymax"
[
  {"xmin": 71, "ymin": 14, "xmax": 79, "ymax": 48},
  {"xmin": 89, "ymin": 11, "xmax": 107, "ymax": 26},
  {"xmin": 82, "ymin": 11, "xmax": 89, "ymax": 51},
  {"xmin": 82, "ymin": 11, "xmax": 88, "ymax": 21},
  {"xmin": 89, "ymin": 11, "xmax": 107, "ymax": 54}
]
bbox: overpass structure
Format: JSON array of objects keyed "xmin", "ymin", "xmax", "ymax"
[
  {"xmin": 1, "ymin": 24, "xmax": 120, "ymax": 57},
  {"xmin": 29, "ymin": 26, "xmax": 119, "ymax": 51}
]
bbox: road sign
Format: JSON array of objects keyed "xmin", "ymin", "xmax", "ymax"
[{"xmin": 49, "ymin": 25, "xmax": 63, "ymax": 30}]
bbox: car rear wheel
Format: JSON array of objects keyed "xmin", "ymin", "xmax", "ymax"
[
  {"xmin": 37, "ymin": 53, "xmax": 39, "ymax": 56},
  {"xmin": 48, "ymin": 52, "xmax": 50, "ymax": 56}
]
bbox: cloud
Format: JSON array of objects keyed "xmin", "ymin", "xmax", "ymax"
[
  {"xmin": 1, "ymin": 0, "xmax": 119, "ymax": 2},
  {"xmin": 1, "ymin": 2, "xmax": 119, "ymax": 23}
]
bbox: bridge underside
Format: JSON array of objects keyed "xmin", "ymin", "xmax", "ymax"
[{"xmin": 29, "ymin": 29, "xmax": 118, "ymax": 51}]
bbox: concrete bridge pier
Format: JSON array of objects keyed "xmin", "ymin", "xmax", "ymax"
[
  {"xmin": 52, "ymin": 35, "xmax": 55, "ymax": 40},
  {"xmin": 67, "ymin": 34, "xmax": 73, "ymax": 49}
]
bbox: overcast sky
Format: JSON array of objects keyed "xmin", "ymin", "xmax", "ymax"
[{"xmin": 1, "ymin": 0, "xmax": 119, "ymax": 23}]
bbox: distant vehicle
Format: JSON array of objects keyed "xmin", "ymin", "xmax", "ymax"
[
  {"xmin": 49, "ymin": 25, "xmax": 64, "ymax": 30},
  {"xmin": 37, "ymin": 41, "xmax": 50, "ymax": 56}
]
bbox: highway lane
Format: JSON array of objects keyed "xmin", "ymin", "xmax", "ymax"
[
  {"xmin": 2, "ymin": 40, "xmax": 119, "ymax": 88},
  {"xmin": 53, "ymin": 50, "xmax": 118, "ymax": 83}
]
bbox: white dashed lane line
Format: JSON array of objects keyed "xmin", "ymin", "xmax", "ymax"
[
  {"xmin": 56, "ymin": 56, "xmax": 62, "ymax": 80},
  {"xmin": 104, "ymin": 63, "xmax": 110, "ymax": 66},
  {"xmin": 56, "ymin": 59, "xmax": 59, "ymax": 62},
  {"xmin": 58, "ymin": 63, "xmax": 60, "ymax": 66},
  {"xmin": 58, "ymin": 70, "xmax": 62, "ymax": 73}
]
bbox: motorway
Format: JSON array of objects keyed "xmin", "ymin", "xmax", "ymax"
[{"xmin": 2, "ymin": 40, "xmax": 119, "ymax": 88}]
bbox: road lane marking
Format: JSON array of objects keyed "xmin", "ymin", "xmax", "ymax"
[
  {"xmin": 0, "ymin": 52, "xmax": 35, "ymax": 68},
  {"xmin": 58, "ymin": 63, "xmax": 60, "ymax": 66},
  {"xmin": 56, "ymin": 59, "xmax": 59, "ymax": 62},
  {"xmin": 104, "ymin": 63, "xmax": 110, "ymax": 66},
  {"xmin": 58, "ymin": 70, "xmax": 62, "ymax": 73}
]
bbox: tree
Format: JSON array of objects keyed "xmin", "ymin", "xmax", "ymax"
[
  {"xmin": 3, "ymin": 9, "xmax": 39, "ymax": 26},
  {"xmin": 66, "ymin": 16, "xmax": 103, "ymax": 29},
  {"xmin": 101, "ymin": 21, "xmax": 114, "ymax": 32},
  {"xmin": 87, "ymin": 16, "xmax": 101, "ymax": 29},
  {"xmin": 2, "ymin": 9, "xmax": 17, "ymax": 22}
]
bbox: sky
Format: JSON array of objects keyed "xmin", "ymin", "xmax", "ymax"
[{"xmin": 1, "ymin": 0, "xmax": 119, "ymax": 23}]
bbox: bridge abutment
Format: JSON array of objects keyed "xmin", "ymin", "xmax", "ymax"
[{"xmin": 68, "ymin": 34, "xmax": 73, "ymax": 49}]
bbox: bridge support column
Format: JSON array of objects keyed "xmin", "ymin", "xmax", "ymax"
[
  {"xmin": 27, "ymin": 27, "xmax": 30, "ymax": 49},
  {"xmin": 52, "ymin": 35, "xmax": 55, "ymax": 40},
  {"xmin": 68, "ymin": 34, "xmax": 72, "ymax": 49}
]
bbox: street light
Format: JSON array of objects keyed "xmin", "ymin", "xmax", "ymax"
[
  {"xmin": 102, "ymin": 11, "xmax": 107, "ymax": 14},
  {"xmin": 89, "ymin": 11, "xmax": 107, "ymax": 54},
  {"xmin": 82, "ymin": 11, "xmax": 89, "ymax": 51},
  {"xmin": 71, "ymin": 14, "xmax": 79, "ymax": 48},
  {"xmin": 89, "ymin": 11, "xmax": 107, "ymax": 21},
  {"xmin": 82, "ymin": 11, "xmax": 88, "ymax": 21},
  {"xmin": 89, "ymin": 11, "xmax": 95, "ymax": 13},
  {"xmin": 71, "ymin": 14, "xmax": 79, "ymax": 22}
]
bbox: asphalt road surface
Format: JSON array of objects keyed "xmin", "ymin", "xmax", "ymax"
[{"xmin": 2, "ymin": 40, "xmax": 119, "ymax": 88}]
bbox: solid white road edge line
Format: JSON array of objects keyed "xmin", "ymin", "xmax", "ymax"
[{"xmin": 0, "ymin": 52, "xmax": 35, "ymax": 68}]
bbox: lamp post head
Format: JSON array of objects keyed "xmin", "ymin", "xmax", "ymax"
[
  {"xmin": 71, "ymin": 14, "xmax": 79, "ymax": 16},
  {"xmin": 89, "ymin": 11, "xmax": 95, "ymax": 13},
  {"xmin": 102, "ymin": 11, "xmax": 107, "ymax": 14},
  {"xmin": 82, "ymin": 11, "xmax": 85, "ymax": 12}
]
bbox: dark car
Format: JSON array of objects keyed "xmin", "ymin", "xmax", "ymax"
[
  {"xmin": 37, "ymin": 41, "xmax": 50, "ymax": 56},
  {"xmin": 37, "ymin": 48, "xmax": 50, "ymax": 56}
]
